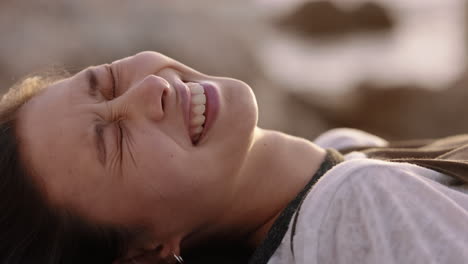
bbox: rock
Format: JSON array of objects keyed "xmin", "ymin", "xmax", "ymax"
[
  {"xmin": 276, "ymin": 0, "xmax": 394, "ymax": 38},
  {"xmin": 0, "ymin": 0, "xmax": 263, "ymax": 93},
  {"xmin": 354, "ymin": 2, "xmax": 395, "ymax": 32},
  {"xmin": 291, "ymin": 75, "xmax": 468, "ymax": 140},
  {"xmin": 277, "ymin": 1, "xmax": 353, "ymax": 37}
]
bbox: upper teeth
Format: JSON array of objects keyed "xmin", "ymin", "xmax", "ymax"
[{"xmin": 187, "ymin": 82, "xmax": 206, "ymax": 141}]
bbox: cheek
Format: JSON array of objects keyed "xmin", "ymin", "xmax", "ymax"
[
  {"xmin": 152, "ymin": 154, "xmax": 224, "ymax": 205},
  {"xmin": 136, "ymin": 151, "xmax": 191, "ymax": 195}
]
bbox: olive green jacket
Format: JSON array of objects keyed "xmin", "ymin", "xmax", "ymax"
[{"xmin": 341, "ymin": 134, "xmax": 468, "ymax": 184}]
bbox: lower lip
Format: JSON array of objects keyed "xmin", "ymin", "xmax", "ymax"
[{"xmin": 198, "ymin": 82, "xmax": 219, "ymax": 144}]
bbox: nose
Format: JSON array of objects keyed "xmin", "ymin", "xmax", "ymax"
[{"xmin": 112, "ymin": 75, "xmax": 170, "ymax": 121}]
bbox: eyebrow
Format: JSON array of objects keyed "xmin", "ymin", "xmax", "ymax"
[{"xmin": 86, "ymin": 68, "xmax": 107, "ymax": 166}]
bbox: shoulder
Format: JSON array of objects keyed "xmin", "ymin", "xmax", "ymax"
[
  {"xmin": 314, "ymin": 128, "xmax": 388, "ymax": 150},
  {"xmin": 315, "ymin": 158, "xmax": 420, "ymax": 191},
  {"xmin": 269, "ymin": 159, "xmax": 407, "ymax": 263},
  {"xmin": 283, "ymin": 159, "xmax": 468, "ymax": 264},
  {"xmin": 313, "ymin": 158, "xmax": 447, "ymax": 204}
]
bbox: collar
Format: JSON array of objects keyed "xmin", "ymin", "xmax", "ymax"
[{"xmin": 248, "ymin": 149, "xmax": 344, "ymax": 264}]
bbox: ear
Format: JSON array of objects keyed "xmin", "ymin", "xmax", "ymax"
[
  {"xmin": 157, "ymin": 235, "xmax": 183, "ymax": 260},
  {"xmin": 113, "ymin": 236, "xmax": 183, "ymax": 264}
]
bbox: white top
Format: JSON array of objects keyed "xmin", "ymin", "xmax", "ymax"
[{"xmin": 267, "ymin": 128, "xmax": 468, "ymax": 264}]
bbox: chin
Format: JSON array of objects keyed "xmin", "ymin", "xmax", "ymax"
[
  {"xmin": 230, "ymin": 86, "xmax": 258, "ymax": 154},
  {"xmin": 211, "ymin": 80, "xmax": 257, "ymax": 155},
  {"xmin": 234, "ymin": 81, "xmax": 258, "ymax": 140}
]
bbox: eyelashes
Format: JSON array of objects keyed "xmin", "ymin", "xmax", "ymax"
[
  {"xmin": 102, "ymin": 65, "xmax": 124, "ymax": 157},
  {"xmin": 109, "ymin": 66, "xmax": 117, "ymax": 98},
  {"xmin": 110, "ymin": 67, "xmax": 124, "ymax": 159},
  {"xmin": 102, "ymin": 64, "xmax": 117, "ymax": 100}
]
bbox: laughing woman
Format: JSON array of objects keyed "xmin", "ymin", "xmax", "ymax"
[{"xmin": 1, "ymin": 51, "xmax": 467, "ymax": 264}]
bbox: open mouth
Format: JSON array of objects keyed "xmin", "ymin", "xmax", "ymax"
[{"xmin": 186, "ymin": 82, "xmax": 207, "ymax": 145}]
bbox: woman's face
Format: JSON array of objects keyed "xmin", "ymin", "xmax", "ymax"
[{"xmin": 18, "ymin": 52, "xmax": 258, "ymax": 246}]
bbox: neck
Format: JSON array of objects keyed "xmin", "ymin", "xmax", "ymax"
[{"xmin": 187, "ymin": 128, "xmax": 326, "ymax": 249}]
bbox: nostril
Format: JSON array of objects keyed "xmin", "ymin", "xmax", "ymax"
[{"xmin": 161, "ymin": 89, "xmax": 167, "ymax": 112}]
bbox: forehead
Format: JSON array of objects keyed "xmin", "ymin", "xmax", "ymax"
[{"xmin": 17, "ymin": 75, "xmax": 103, "ymax": 208}]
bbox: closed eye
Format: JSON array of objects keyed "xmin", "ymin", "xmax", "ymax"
[
  {"xmin": 109, "ymin": 66, "xmax": 117, "ymax": 98},
  {"xmin": 104, "ymin": 64, "xmax": 124, "ymax": 162},
  {"xmin": 116, "ymin": 120, "xmax": 124, "ymax": 163},
  {"xmin": 101, "ymin": 64, "xmax": 117, "ymax": 100}
]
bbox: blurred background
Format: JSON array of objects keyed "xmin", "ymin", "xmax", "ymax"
[{"xmin": 1, "ymin": 0, "xmax": 467, "ymax": 141}]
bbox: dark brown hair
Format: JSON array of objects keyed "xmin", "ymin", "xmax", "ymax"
[{"xmin": 0, "ymin": 75, "xmax": 133, "ymax": 263}]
